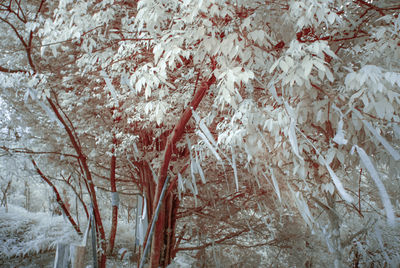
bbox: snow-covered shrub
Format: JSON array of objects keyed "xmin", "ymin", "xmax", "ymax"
[{"xmin": 0, "ymin": 205, "xmax": 80, "ymax": 258}]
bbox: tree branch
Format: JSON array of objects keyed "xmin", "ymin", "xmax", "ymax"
[
  {"xmin": 0, "ymin": 65, "xmax": 28, "ymax": 73},
  {"xmin": 177, "ymin": 227, "xmax": 249, "ymax": 251},
  {"xmin": 31, "ymin": 159, "xmax": 82, "ymax": 235}
]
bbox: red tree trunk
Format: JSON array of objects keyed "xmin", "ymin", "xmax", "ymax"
[
  {"xmin": 107, "ymin": 152, "xmax": 118, "ymax": 255},
  {"xmin": 149, "ymin": 74, "xmax": 216, "ymax": 267}
]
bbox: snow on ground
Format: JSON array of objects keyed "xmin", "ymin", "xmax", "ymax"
[
  {"xmin": 0, "ymin": 204, "xmax": 197, "ymax": 267},
  {"xmin": 0, "ymin": 205, "xmax": 140, "ymax": 267},
  {"xmin": 0, "ymin": 205, "xmax": 79, "ymax": 261}
]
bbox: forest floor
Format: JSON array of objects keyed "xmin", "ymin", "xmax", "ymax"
[
  {"xmin": 0, "ymin": 205, "xmax": 138, "ymax": 267},
  {"xmin": 1, "ymin": 251, "xmax": 54, "ymax": 268},
  {"xmin": 0, "ymin": 205, "xmax": 195, "ymax": 267},
  {"xmin": 1, "ymin": 252, "xmax": 135, "ymax": 268}
]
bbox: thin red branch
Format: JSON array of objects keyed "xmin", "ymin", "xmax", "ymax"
[
  {"xmin": 32, "ymin": 159, "xmax": 82, "ymax": 235},
  {"xmin": 177, "ymin": 227, "xmax": 249, "ymax": 251},
  {"xmin": 0, "ymin": 65, "xmax": 27, "ymax": 73},
  {"xmin": 0, "ymin": 146, "xmax": 79, "ymax": 159},
  {"xmin": 154, "ymin": 73, "xmax": 216, "ymax": 210},
  {"xmin": 46, "ymin": 97, "xmax": 107, "ymax": 267},
  {"xmin": 354, "ymin": 0, "xmax": 385, "ymax": 15}
]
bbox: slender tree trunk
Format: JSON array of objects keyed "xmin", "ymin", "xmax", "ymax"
[
  {"xmin": 47, "ymin": 98, "xmax": 107, "ymax": 267},
  {"xmin": 326, "ymin": 193, "xmax": 342, "ymax": 268},
  {"xmin": 144, "ymin": 192, "xmax": 178, "ymax": 268},
  {"xmin": 149, "ymin": 74, "xmax": 216, "ymax": 267},
  {"xmin": 136, "ymin": 160, "xmax": 156, "ymax": 221},
  {"xmin": 107, "ymin": 150, "xmax": 118, "ymax": 255},
  {"xmin": 164, "ymin": 193, "xmax": 179, "ymax": 265}
]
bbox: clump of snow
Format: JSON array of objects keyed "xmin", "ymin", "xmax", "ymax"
[
  {"xmin": 167, "ymin": 255, "xmax": 196, "ymax": 268},
  {"xmin": 0, "ymin": 205, "xmax": 80, "ymax": 258}
]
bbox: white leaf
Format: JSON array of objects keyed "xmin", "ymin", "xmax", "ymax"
[
  {"xmin": 279, "ymin": 60, "xmax": 289, "ymax": 73},
  {"xmin": 191, "ymin": 108, "xmax": 218, "ymax": 146},
  {"xmin": 191, "ymin": 174, "xmax": 198, "ymax": 196},
  {"xmin": 324, "ymin": 161, "xmax": 353, "ymax": 203},
  {"xmin": 375, "ymin": 99, "xmax": 386, "ymax": 118},
  {"xmin": 178, "ymin": 173, "xmax": 185, "ymax": 192},
  {"xmin": 289, "ymin": 118, "xmax": 302, "ymax": 159},
  {"xmin": 327, "ymin": 12, "xmax": 335, "ymax": 24},
  {"xmin": 393, "ymin": 124, "xmax": 400, "ymax": 139},
  {"xmin": 153, "ymin": 44, "xmax": 163, "ymax": 64},
  {"xmin": 267, "ymin": 81, "xmax": 282, "ymax": 104},
  {"xmin": 285, "ymin": 56, "xmax": 294, "ymax": 68},
  {"xmin": 333, "ymin": 118, "xmax": 348, "ymax": 145},
  {"xmin": 187, "ymin": 137, "xmax": 198, "ymax": 189},
  {"xmin": 195, "ymin": 152, "xmax": 206, "ymax": 184},
  {"xmin": 284, "ymin": 102, "xmax": 303, "ymax": 160},
  {"xmin": 362, "ymin": 120, "xmax": 400, "ymax": 161},
  {"xmin": 322, "ymin": 183, "xmax": 335, "ymax": 195},
  {"xmin": 264, "ymin": 169, "xmax": 281, "ymax": 203},
  {"xmin": 145, "ymin": 84, "xmax": 151, "ymax": 98},
  {"xmin": 269, "ymin": 60, "xmax": 280, "ymax": 73},
  {"xmin": 231, "ymin": 146, "xmax": 239, "ymax": 192},
  {"xmin": 314, "ymin": 60, "xmax": 325, "ymax": 72},
  {"xmin": 196, "ymin": 130, "xmax": 222, "ymax": 161},
  {"xmin": 352, "ymin": 145, "xmax": 395, "ymax": 225},
  {"xmin": 155, "ymin": 103, "xmax": 164, "ymax": 126},
  {"xmin": 100, "ymin": 70, "xmax": 118, "ymax": 102},
  {"xmin": 289, "ymin": 186, "xmax": 314, "ymax": 228},
  {"xmin": 303, "ymin": 56, "xmax": 313, "ymax": 77},
  {"xmin": 135, "ymin": 77, "xmax": 145, "ymax": 93},
  {"xmin": 41, "ymin": 46, "xmax": 46, "ymax": 57},
  {"xmin": 326, "ymin": 69, "xmax": 334, "ymax": 82}
]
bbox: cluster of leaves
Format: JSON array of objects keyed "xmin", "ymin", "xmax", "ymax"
[{"xmin": 0, "ymin": 0, "xmax": 400, "ymax": 266}]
